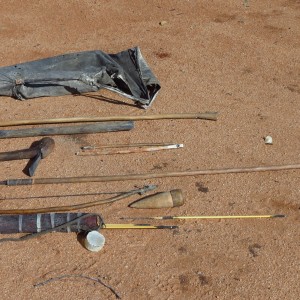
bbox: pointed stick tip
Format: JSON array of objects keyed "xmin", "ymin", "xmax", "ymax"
[
  {"xmin": 156, "ymin": 225, "xmax": 178, "ymax": 229},
  {"xmin": 272, "ymin": 214, "xmax": 286, "ymax": 218}
]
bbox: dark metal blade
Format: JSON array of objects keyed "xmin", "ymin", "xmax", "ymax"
[{"xmin": 28, "ymin": 154, "xmax": 42, "ymax": 177}]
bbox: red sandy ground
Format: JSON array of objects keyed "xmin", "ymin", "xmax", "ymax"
[{"xmin": 0, "ymin": 1, "xmax": 299, "ymax": 299}]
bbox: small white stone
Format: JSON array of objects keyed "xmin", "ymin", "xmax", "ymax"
[
  {"xmin": 264, "ymin": 136, "xmax": 273, "ymax": 145},
  {"xmin": 159, "ymin": 21, "xmax": 167, "ymax": 26}
]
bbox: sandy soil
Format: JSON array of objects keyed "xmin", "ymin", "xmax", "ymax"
[{"xmin": 0, "ymin": 1, "xmax": 299, "ymax": 299}]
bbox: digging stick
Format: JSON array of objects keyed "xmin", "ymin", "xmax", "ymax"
[
  {"xmin": 0, "ymin": 112, "xmax": 217, "ymax": 127},
  {"xmin": 1, "ymin": 163, "xmax": 299, "ymax": 186},
  {"xmin": 0, "ymin": 121, "xmax": 134, "ymax": 139}
]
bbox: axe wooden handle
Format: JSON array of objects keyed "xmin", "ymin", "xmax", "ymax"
[
  {"xmin": 0, "ymin": 137, "xmax": 55, "ymax": 162},
  {"xmin": 0, "ymin": 148, "xmax": 38, "ymax": 161}
]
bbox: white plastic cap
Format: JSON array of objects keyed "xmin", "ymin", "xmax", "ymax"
[{"xmin": 84, "ymin": 231, "xmax": 105, "ymax": 252}]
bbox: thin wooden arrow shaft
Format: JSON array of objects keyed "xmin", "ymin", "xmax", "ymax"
[
  {"xmin": 170, "ymin": 215, "xmax": 284, "ymax": 220},
  {"xmin": 102, "ymin": 224, "xmax": 177, "ymax": 229},
  {"xmin": 122, "ymin": 214, "xmax": 285, "ymax": 220}
]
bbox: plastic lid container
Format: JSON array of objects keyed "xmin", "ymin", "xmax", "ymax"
[{"xmin": 84, "ymin": 231, "xmax": 105, "ymax": 252}]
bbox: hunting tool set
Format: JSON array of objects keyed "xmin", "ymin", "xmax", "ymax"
[{"xmin": 0, "ymin": 47, "xmax": 295, "ymax": 251}]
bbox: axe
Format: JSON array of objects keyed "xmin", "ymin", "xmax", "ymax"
[{"xmin": 0, "ymin": 137, "xmax": 55, "ymax": 176}]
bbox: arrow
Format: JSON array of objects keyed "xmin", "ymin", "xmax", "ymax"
[
  {"xmin": 120, "ymin": 214, "xmax": 286, "ymax": 220},
  {"xmin": 102, "ymin": 224, "xmax": 177, "ymax": 229}
]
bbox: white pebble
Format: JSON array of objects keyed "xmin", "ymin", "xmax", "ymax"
[
  {"xmin": 159, "ymin": 21, "xmax": 167, "ymax": 26},
  {"xmin": 264, "ymin": 136, "xmax": 273, "ymax": 145}
]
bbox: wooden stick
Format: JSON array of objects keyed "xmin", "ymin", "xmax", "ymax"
[
  {"xmin": 81, "ymin": 142, "xmax": 176, "ymax": 149},
  {"xmin": 77, "ymin": 144, "xmax": 183, "ymax": 155},
  {"xmin": 2, "ymin": 163, "xmax": 299, "ymax": 186},
  {"xmin": 0, "ymin": 121, "xmax": 134, "ymax": 139},
  {"xmin": 0, "ymin": 185, "xmax": 154, "ymax": 214},
  {"xmin": 0, "ymin": 112, "xmax": 217, "ymax": 127}
]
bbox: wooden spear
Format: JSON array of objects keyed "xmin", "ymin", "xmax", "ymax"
[
  {"xmin": 0, "ymin": 112, "xmax": 217, "ymax": 127},
  {"xmin": 1, "ymin": 163, "xmax": 299, "ymax": 186}
]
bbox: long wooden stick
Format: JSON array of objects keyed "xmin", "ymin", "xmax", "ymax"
[
  {"xmin": 1, "ymin": 163, "xmax": 299, "ymax": 186},
  {"xmin": 0, "ymin": 112, "xmax": 217, "ymax": 127}
]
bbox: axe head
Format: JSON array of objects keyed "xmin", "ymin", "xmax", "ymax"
[
  {"xmin": 38, "ymin": 137, "xmax": 55, "ymax": 159},
  {"xmin": 26, "ymin": 137, "xmax": 55, "ymax": 177}
]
